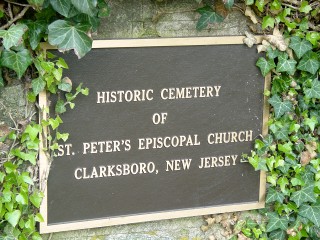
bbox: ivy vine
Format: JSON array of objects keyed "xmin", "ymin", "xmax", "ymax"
[{"xmin": 0, "ymin": 0, "xmax": 105, "ymax": 239}]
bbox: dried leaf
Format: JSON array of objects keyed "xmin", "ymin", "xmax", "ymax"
[
  {"xmin": 245, "ymin": 7, "xmax": 258, "ymax": 24},
  {"xmin": 206, "ymin": 217, "xmax": 215, "ymax": 225},
  {"xmin": 201, "ymin": 225, "xmax": 209, "ymax": 232},
  {"xmin": 215, "ymin": 0, "xmax": 229, "ymax": 18},
  {"xmin": 0, "ymin": 124, "xmax": 11, "ymax": 137},
  {"xmin": 243, "ymin": 31, "xmax": 257, "ymax": 48},
  {"xmin": 209, "ymin": 236, "xmax": 215, "ymax": 240},
  {"xmin": 264, "ymin": 27, "xmax": 288, "ymax": 51},
  {"xmin": 301, "ymin": 151, "xmax": 311, "ymax": 166}
]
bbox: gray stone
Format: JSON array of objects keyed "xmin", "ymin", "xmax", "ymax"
[
  {"xmin": 0, "ymin": 84, "xmax": 28, "ymax": 127},
  {"xmin": 95, "ymin": 0, "xmax": 249, "ymax": 39}
]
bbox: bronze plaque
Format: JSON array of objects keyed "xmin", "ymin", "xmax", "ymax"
[{"xmin": 40, "ymin": 37, "xmax": 268, "ymax": 233}]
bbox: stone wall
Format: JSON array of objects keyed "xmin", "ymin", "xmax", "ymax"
[{"xmin": 0, "ymin": 0, "xmax": 257, "ymax": 239}]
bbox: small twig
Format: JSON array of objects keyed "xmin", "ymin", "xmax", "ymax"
[
  {"xmin": 282, "ymin": 0, "xmax": 300, "ymax": 6},
  {"xmin": 282, "ymin": 3, "xmax": 300, "ymax": 10},
  {"xmin": 8, "ymin": 3, "xmax": 13, "ymax": 20},
  {"xmin": 0, "ymin": 6, "xmax": 30, "ymax": 30},
  {"xmin": 48, "ymin": 233, "xmax": 53, "ymax": 240},
  {"xmin": 4, "ymin": 0, "xmax": 31, "ymax": 7},
  {"xmin": 233, "ymin": 4, "xmax": 245, "ymax": 14}
]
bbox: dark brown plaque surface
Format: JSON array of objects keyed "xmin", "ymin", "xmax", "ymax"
[{"xmin": 40, "ymin": 37, "xmax": 267, "ymax": 233}]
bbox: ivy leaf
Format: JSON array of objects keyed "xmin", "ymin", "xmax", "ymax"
[
  {"xmin": 98, "ymin": 0, "xmax": 110, "ymax": 17},
  {"xmin": 306, "ymin": 32, "xmax": 320, "ymax": 46},
  {"xmin": 274, "ymin": 126, "xmax": 289, "ymax": 141},
  {"xmin": 297, "ymin": 51, "xmax": 320, "ymax": 75},
  {"xmin": 289, "ymin": 36, "xmax": 312, "ymax": 59},
  {"xmin": 223, "ymin": 0, "xmax": 234, "ymax": 10},
  {"xmin": 304, "ymin": 116, "xmax": 318, "ymax": 131},
  {"xmin": 304, "ymin": 79, "xmax": 320, "ymax": 99},
  {"xmin": 256, "ymin": 57, "xmax": 276, "ymax": 76},
  {"xmin": 299, "ymin": 201, "xmax": 320, "ymax": 227},
  {"xmin": 255, "ymin": 0, "xmax": 266, "ymax": 12},
  {"xmin": 266, "ymin": 187, "xmax": 285, "ymax": 203},
  {"xmin": 276, "ymin": 53, "xmax": 297, "ymax": 75},
  {"xmin": 299, "ymin": 1, "xmax": 312, "ymax": 13},
  {"xmin": 26, "ymin": 20, "xmax": 47, "ymax": 50},
  {"xmin": 0, "ymin": 24, "xmax": 28, "ymax": 50},
  {"xmin": 268, "ymin": 95, "xmax": 293, "ymax": 119},
  {"xmin": 30, "ymin": 191, "xmax": 44, "ymax": 208},
  {"xmin": 269, "ymin": 229, "xmax": 286, "ymax": 240},
  {"xmin": 262, "ymin": 15, "xmax": 275, "ymax": 29},
  {"xmin": 16, "ymin": 191, "xmax": 28, "ymax": 205},
  {"xmin": 290, "ymin": 184, "xmax": 316, "ymax": 207},
  {"xmin": 24, "ymin": 124, "xmax": 41, "ymax": 141},
  {"xmin": 49, "ymin": 0, "xmax": 72, "ymax": 17},
  {"xmin": 5, "ymin": 210, "xmax": 21, "ymax": 227},
  {"xmin": 32, "ymin": 77, "xmax": 46, "ymax": 95},
  {"xmin": 48, "ymin": 20, "xmax": 92, "ymax": 58},
  {"xmin": 55, "ymin": 99, "xmax": 66, "ymax": 114},
  {"xmin": 266, "ymin": 212, "xmax": 289, "ymax": 232},
  {"xmin": 196, "ymin": 6, "xmax": 224, "ymax": 30},
  {"xmin": 27, "ymin": 0, "xmax": 44, "ymax": 10},
  {"xmin": 0, "ymin": 49, "xmax": 32, "ymax": 79},
  {"xmin": 71, "ymin": 0, "xmax": 97, "ymax": 17},
  {"xmin": 277, "ymin": 176, "xmax": 289, "ymax": 193}
]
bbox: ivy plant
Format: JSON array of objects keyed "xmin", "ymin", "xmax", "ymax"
[{"xmin": 0, "ymin": 0, "xmax": 103, "ymax": 238}]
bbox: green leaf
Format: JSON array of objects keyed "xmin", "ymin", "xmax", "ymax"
[
  {"xmin": 304, "ymin": 79, "xmax": 320, "ymax": 99},
  {"xmin": 299, "ymin": 201, "xmax": 320, "ymax": 227},
  {"xmin": 30, "ymin": 191, "xmax": 44, "ymax": 208},
  {"xmin": 262, "ymin": 16, "xmax": 275, "ymax": 29},
  {"xmin": 276, "ymin": 53, "xmax": 297, "ymax": 75},
  {"xmin": 306, "ymin": 32, "xmax": 320, "ymax": 46},
  {"xmin": 268, "ymin": 95, "xmax": 293, "ymax": 118},
  {"xmin": 269, "ymin": 230, "xmax": 286, "ymax": 240},
  {"xmin": 289, "ymin": 36, "xmax": 313, "ymax": 59},
  {"xmin": 98, "ymin": 0, "xmax": 110, "ymax": 17},
  {"xmin": 16, "ymin": 191, "xmax": 28, "ymax": 205},
  {"xmin": 32, "ymin": 77, "xmax": 46, "ymax": 95},
  {"xmin": 0, "ymin": 49, "xmax": 32, "ymax": 79},
  {"xmin": 256, "ymin": 57, "xmax": 275, "ymax": 76},
  {"xmin": 5, "ymin": 210, "xmax": 21, "ymax": 227},
  {"xmin": 71, "ymin": 0, "xmax": 97, "ymax": 17},
  {"xmin": 266, "ymin": 187, "xmax": 285, "ymax": 203},
  {"xmin": 290, "ymin": 184, "xmax": 316, "ymax": 207},
  {"xmin": 297, "ymin": 51, "xmax": 320, "ymax": 75},
  {"xmin": 27, "ymin": 0, "xmax": 44, "ymax": 9},
  {"xmin": 55, "ymin": 99, "xmax": 66, "ymax": 114},
  {"xmin": 255, "ymin": 0, "xmax": 266, "ymax": 12},
  {"xmin": 56, "ymin": 57, "xmax": 68, "ymax": 69},
  {"xmin": 196, "ymin": 6, "xmax": 224, "ymax": 30},
  {"xmin": 304, "ymin": 116, "xmax": 318, "ymax": 131},
  {"xmin": 266, "ymin": 212, "xmax": 289, "ymax": 232},
  {"xmin": 24, "ymin": 124, "xmax": 41, "ymax": 141},
  {"xmin": 224, "ymin": 0, "xmax": 234, "ymax": 10},
  {"xmin": 58, "ymin": 80, "xmax": 72, "ymax": 92},
  {"xmin": 26, "ymin": 20, "xmax": 47, "ymax": 50},
  {"xmin": 50, "ymin": 0, "xmax": 72, "ymax": 17},
  {"xmin": 0, "ymin": 24, "xmax": 28, "ymax": 50},
  {"xmin": 35, "ymin": 213, "xmax": 44, "ymax": 222},
  {"xmin": 277, "ymin": 176, "xmax": 289, "ymax": 193},
  {"xmin": 48, "ymin": 20, "xmax": 92, "ymax": 58},
  {"xmin": 299, "ymin": 1, "xmax": 312, "ymax": 13}
]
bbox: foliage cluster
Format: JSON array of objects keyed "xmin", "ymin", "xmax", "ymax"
[
  {"xmin": 0, "ymin": 0, "xmax": 101, "ymax": 239},
  {"xmin": 195, "ymin": 0, "xmax": 319, "ymax": 239},
  {"xmin": 245, "ymin": 0, "xmax": 319, "ymax": 239}
]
